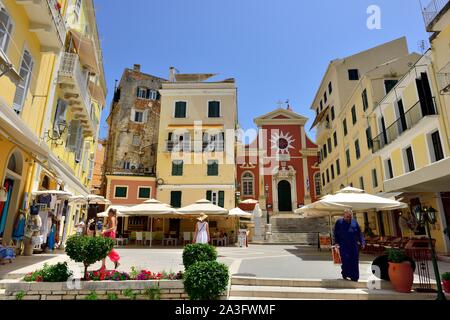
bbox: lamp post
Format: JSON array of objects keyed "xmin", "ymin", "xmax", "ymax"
[
  {"xmin": 264, "ymin": 184, "xmax": 270, "ymax": 224},
  {"xmin": 414, "ymin": 206, "xmax": 447, "ymax": 300}
]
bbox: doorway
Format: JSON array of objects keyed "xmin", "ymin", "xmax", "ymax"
[
  {"xmin": 169, "ymin": 219, "xmax": 180, "ymax": 239},
  {"xmin": 277, "ymin": 180, "xmax": 292, "ymax": 212}
]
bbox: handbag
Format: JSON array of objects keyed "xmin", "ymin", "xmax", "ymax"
[{"xmin": 332, "ymin": 246, "xmax": 342, "ymax": 264}]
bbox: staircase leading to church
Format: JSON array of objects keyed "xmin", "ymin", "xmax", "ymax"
[{"xmin": 267, "ymin": 212, "xmax": 329, "ymax": 244}]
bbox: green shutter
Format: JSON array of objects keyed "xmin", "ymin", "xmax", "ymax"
[
  {"xmin": 175, "ymin": 102, "xmax": 186, "ymax": 118},
  {"xmin": 207, "ymin": 161, "xmax": 218, "ymax": 176},
  {"xmin": 218, "ymin": 191, "xmax": 225, "ymax": 208},
  {"xmin": 171, "ymin": 191, "xmax": 182, "ymax": 208},
  {"xmin": 206, "ymin": 191, "xmax": 212, "ymax": 201},
  {"xmin": 172, "ymin": 161, "xmax": 183, "ymax": 176}
]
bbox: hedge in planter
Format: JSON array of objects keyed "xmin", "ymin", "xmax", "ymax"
[
  {"xmin": 65, "ymin": 236, "xmax": 114, "ymax": 280},
  {"xmin": 183, "ymin": 261, "xmax": 229, "ymax": 300},
  {"xmin": 23, "ymin": 262, "xmax": 72, "ymax": 282},
  {"xmin": 182, "ymin": 244, "xmax": 217, "ymax": 269}
]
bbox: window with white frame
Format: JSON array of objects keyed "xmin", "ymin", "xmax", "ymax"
[
  {"xmin": 427, "ymin": 130, "xmax": 444, "ymax": 163},
  {"xmin": 384, "ymin": 158, "xmax": 394, "ymax": 179},
  {"xmin": 208, "ymin": 101, "xmax": 220, "ymax": 118},
  {"xmin": 403, "ymin": 146, "xmax": 415, "ymax": 172},
  {"xmin": 74, "ymin": 0, "xmax": 82, "ymax": 22},
  {"xmin": 242, "ymin": 172, "xmax": 254, "ymax": 196},
  {"xmin": 13, "ymin": 49, "xmax": 34, "ymax": 113},
  {"xmin": 138, "ymin": 187, "xmax": 151, "ymax": 199},
  {"xmin": 114, "ymin": 186, "xmax": 128, "ymax": 198},
  {"xmin": 134, "ymin": 110, "xmax": 144, "ymax": 123},
  {"xmin": 0, "ymin": 4, "xmax": 13, "ymax": 54}
]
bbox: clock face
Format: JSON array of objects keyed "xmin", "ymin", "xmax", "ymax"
[{"xmin": 270, "ymin": 131, "xmax": 295, "ymax": 154}]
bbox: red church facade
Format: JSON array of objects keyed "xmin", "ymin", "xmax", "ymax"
[{"xmin": 237, "ymin": 108, "xmax": 320, "ymax": 213}]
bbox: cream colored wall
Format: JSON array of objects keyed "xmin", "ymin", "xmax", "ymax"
[{"xmin": 157, "ymin": 188, "xmax": 235, "ymax": 210}]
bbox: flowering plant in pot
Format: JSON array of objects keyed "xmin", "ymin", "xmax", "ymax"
[
  {"xmin": 387, "ymin": 248, "xmax": 414, "ymax": 293},
  {"xmin": 442, "ymin": 272, "xmax": 450, "ymax": 294}
]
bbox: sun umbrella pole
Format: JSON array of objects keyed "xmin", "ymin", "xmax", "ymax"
[{"xmin": 329, "ymin": 214, "xmax": 333, "ymax": 245}]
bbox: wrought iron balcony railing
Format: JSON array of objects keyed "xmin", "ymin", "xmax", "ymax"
[
  {"xmin": 422, "ymin": 0, "xmax": 449, "ymax": 31},
  {"xmin": 371, "ymin": 97, "xmax": 438, "ymax": 153}
]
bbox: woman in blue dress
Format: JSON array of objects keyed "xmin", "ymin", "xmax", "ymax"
[{"xmin": 333, "ymin": 209, "xmax": 365, "ymax": 282}]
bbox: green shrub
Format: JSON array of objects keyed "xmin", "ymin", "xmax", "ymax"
[
  {"xmin": 183, "ymin": 261, "xmax": 229, "ymax": 300},
  {"xmin": 144, "ymin": 285, "xmax": 161, "ymax": 300},
  {"xmin": 65, "ymin": 236, "xmax": 114, "ymax": 280},
  {"xmin": 15, "ymin": 291, "xmax": 25, "ymax": 300},
  {"xmin": 85, "ymin": 291, "xmax": 98, "ymax": 300},
  {"xmin": 23, "ymin": 263, "xmax": 72, "ymax": 282},
  {"xmin": 182, "ymin": 244, "xmax": 217, "ymax": 269},
  {"xmin": 41, "ymin": 262, "xmax": 72, "ymax": 282},
  {"xmin": 442, "ymin": 272, "xmax": 450, "ymax": 281},
  {"xmin": 123, "ymin": 289, "xmax": 137, "ymax": 300},
  {"xmin": 387, "ymin": 248, "xmax": 409, "ymax": 263},
  {"xmin": 108, "ymin": 293, "xmax": 118, "ymax": 300}
]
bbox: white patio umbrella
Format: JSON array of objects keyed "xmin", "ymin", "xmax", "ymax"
[
  {"xmin": 240, "ymin": 199, "xmax": 259, "ymax": 204},
  {"xmin": 69, "ymin": 194, "xmax": 111, "ymax": 205},
  {"xmin": 177, "ymin": 199, "xmax": 229, "ymax": 215},
  {"xmin": 97, "ymin": 205, "xmax": 130, "ymax": 217},
  {"xmin": 229, "ymin": 207, "xmax": 253, "ymax": 218},
  {"xmin": 120, "ymin": 199, "xmax": 177, "ymax": 246},
  {"xmin": 33, "ymin": 190, "xmax": 73, "ymax": 198}
]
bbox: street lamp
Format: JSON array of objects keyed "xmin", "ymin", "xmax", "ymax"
[
  {"xmin": 413, "ymin": 206, "xmax": 447, "ymax": 300},
  {"xmin": 264, "ymin": 184, "xmax": 270, "ymax": 224}
]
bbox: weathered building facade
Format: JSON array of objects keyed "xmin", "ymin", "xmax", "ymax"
[{"xmin": 104, "ymin": 64, "xmax": 164, "ymax": 177}]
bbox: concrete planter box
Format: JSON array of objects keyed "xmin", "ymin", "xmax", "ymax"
[{"xmin": 5, "ymin": 280, "xmax": 228, "ymax": 300}]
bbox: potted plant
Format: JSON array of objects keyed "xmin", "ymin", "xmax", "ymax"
[
  {"xmin": 387, "ymin": 248, "xmax": 414, "ymax": 293},
  {"xmin": 442, "ymin": 272, "xmax": 450, "ymax": 294}
]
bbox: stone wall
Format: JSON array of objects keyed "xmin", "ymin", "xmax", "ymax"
[{"xmin": 4, "ymin": 280, "xmax": 192, "ymax": 300}]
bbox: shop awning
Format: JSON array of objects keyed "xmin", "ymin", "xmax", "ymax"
[
  {"xmin": 0, "ymin": 96, "xmax": 50, "ymax": 159},
  {"xmin": 88, "ymin": 81, "xmax": 106, "ymax": 106},
  {"xmin": 69, "ymin": 29, "xmax": 100, "ymax": 74},
  {"xmin": 310, "ymin": 106, "xmax": 329, "ymax": 129},
  {"xmin": 0, "ymin": 50, "xmax": 21, "ymax": 85}
]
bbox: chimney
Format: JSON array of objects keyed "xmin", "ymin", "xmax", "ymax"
[
  {"xmin": 133, "ymin": 64, "xmax": 141, "ymax": 72},
  {"xmin": 169, "ymin": 67, "xmax": 176, "ymax": 82}
]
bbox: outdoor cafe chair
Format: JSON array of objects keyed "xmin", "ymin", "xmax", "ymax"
[
  {"xmin": 144, "ymin": 232, "xmax": 152, "ymax": 246},
  {"xmin": 183, "ymin": 232, "xmax": 191, "ymax": 245},
  {"xmin": 135, "ymin": 232, "xmax": 143, "ymax": 245}
]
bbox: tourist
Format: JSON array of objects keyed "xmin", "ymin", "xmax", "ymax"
[
  {"xmin": 333, "ymin": 209, "xmax": 365, "ymax": 282},
  {"xmin": 193, "ymin": 213, "xmax": 210, "ymax": 244},
  {"xmin": 75, "ymin": 220, "xmax": 86, "ymax": 236},
  {"xmin": 100, "ymin": 208, "xmax": 121, "ymax": 271}
]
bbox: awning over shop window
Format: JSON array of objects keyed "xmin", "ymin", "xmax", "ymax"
[
  {"xmin": 0, "ymin": 96, "xmax": 49, "ymax": 159},
  {"xmin": 88, "ymin": 81, "xmax": 106, "ymax": 106},
  {"xmin": 310, "ymin": 106, "xmax": 329, "ymax": 129},
  {"xmin": 0, "ymin": 50, "xmax": 22, "ymax": 85},
  {"xmin": 69, "ymin": 29, "xmax": 100, "ymax": 74}
]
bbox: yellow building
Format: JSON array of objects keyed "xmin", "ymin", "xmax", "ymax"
[
  {"xmin": 0, "ymin": 0, "xmax": 106, "ymax": 245},
  {"xmin": 156, "ymin": 70, "xmax": 237, "ymax": 211}
]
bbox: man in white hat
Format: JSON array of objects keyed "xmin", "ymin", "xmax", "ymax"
[{"xmin": 193, "ymin": 213, "xmax": 210, "ymax": 244}]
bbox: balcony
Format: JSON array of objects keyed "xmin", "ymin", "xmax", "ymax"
[
  {"xmin": 422, "ymin": 0, "xmax": 450, "ymax": 32},
  {"xmin": 16, "ymin": 0, "xmax": 66, "ymax": 52},
  {"xmin": 437, "ymin": 62, "xmax": 450, "ymax": 94},
  {"xmin": 316, "ymin": 120, "xmax": 331, "ymax": 143},
  {"xmin": 371, "ymin": 98, "xmax": 438, "ymax": 153},
  {"xmin": 166, "ymin": 141, "xmax": 191, "ymax": 152},
  {"xmin": 58, "ymin": 52, "xmax": 95, "ymax": 136}
]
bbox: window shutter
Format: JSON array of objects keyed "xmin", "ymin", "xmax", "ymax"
[
  {"xmin": 206, "ymin": 191, "xmax": 212, "ymax": 201},
  {"xmin": 75, "ymin": 126, "xmax": 84, "ymax": 163},
  {"xmin": 13, "ymin": 50, "xmax": 34, "ymax": 113},
  {"xmin": 66, "ymin": 120, "xmax": 80, "ymax": 151},
  {"xmin": 0, "ymin": 9, "xmax": 12, "ymax": 52},
  {"xmin": 218, "ymin": 191, "xmax": 225, "ymax": 208},
  {"xmin": 143, "ymin": 109, "xmax": 148, "ymax": 123},
  {"xmin": 82, "ymin": 141, "xmax": 90, "ymax": 172},
  {"xmin": 170, "ymin": 191, "xmax": 182, "ymax": 208},
  {"xmin": 53, "ymin": 99, "xmax": 68, "ymax": 135},
  {"xmin": 130, "ymin": 108, "xmax": 136, "ymax": 121}
]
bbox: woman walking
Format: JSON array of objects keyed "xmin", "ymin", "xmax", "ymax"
[
  {"xmin": 193, "ymin": 213, "xmax": 210, "ymax": 244},
  {"xmin": 100, "ymin": 208, "xmax": 120, "ymax": 271}
]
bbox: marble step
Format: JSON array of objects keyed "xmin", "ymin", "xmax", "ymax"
[
  {"xmin": 229, "ymin": 285, "xmax": 446, "ymax": 300},
  {"xmin": 0, "ymin": 279, "xmax": 21, "ymax": 289}
]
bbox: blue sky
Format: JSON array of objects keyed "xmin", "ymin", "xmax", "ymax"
[{"xmin": 95, "ymin": 0, "xmax": 430, "ymax": 139}]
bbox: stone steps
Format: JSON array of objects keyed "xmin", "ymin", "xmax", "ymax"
[
  {"xmin": 229, "ymin": 285, "xmax": 442, "ymax": 300},
  {"xmin": 269, "ymin": 233, "xmax": 318, "ymax": 245},
  {"xmin": 0, "ymin": 279, "xmax": 20, "ymax": 289},
  {"xmin": 229, "ymin": 277, "xmax": 444, "ymax": 300}
]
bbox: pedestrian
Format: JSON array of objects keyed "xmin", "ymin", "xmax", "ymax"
[
  {"xmin": 193, "ymin": 213, "xmax": 210, "ymax": 244},
  {"xmin": 74, "ymin": 220, "xmax": 86, "ymax": 236},
  {"xmin": 333, "ymin": 209, "xmax": 365, "ymax": 282},
  {"xmin": 100, "ymin": 208, "xmax": 120, "ymax": 271}
]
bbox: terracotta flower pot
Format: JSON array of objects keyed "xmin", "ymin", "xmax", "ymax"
[
  {"xmin": 443, "ymin": 280, "xmax": 450, "ymax": 294},
  {"xmin": 388, "ymin": 262, "xmax": 413, "ymax": 293}
]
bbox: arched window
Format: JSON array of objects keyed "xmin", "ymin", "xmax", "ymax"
[
  {"xmin": 314, "ymin": 172, "xmax": 321, "ymax": 197},
  {"xmin": 242, "ymin": 171, "xmax": 254, "ymax": 196},
  {"xmin": 41, "ymin": 175, "xmax": 50, "ymax": 190},
  {"xmin": 7, "ymin": 150, "xmax": 23, "ymax": 175}
]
